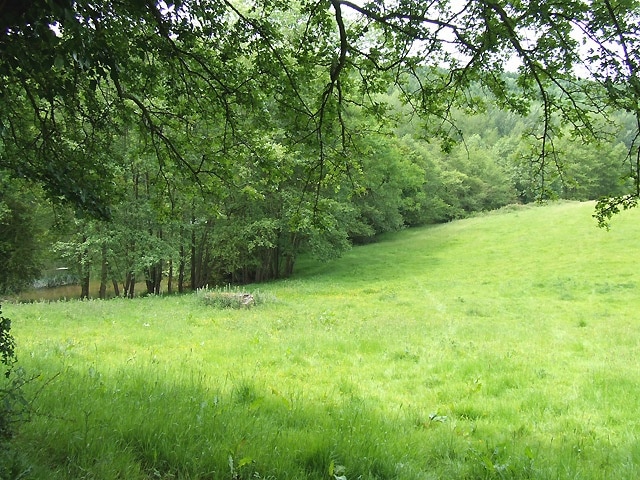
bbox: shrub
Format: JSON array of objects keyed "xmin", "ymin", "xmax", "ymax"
[
  {"xmin": 197, "ymin": 285, "xmax": 274, "ymax": 309},
  {"xmin": 0, "ymin": 306, "xmax": 34, "ymax": 441},
  {"xmin": 0, "ymin": 306, "xmax": 37, "ymax": 478},
  {"xmin": 1, "ymin": 306, "xmax": 21, "ymax": 443},
  {"xmin": 0, "ymin": 306, "xmax": 16, "ymax": 380}
]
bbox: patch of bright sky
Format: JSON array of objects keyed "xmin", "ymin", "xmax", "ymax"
[
  {"xmin": 48, "ymin": 0, "xmax": 619, "ymax": 79},
  {"xmin": 339, "ymin": 0, "xmax": 606, "ymax": 77}
]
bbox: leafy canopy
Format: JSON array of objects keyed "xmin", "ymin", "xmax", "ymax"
[{"xmin": 1, "ymin": 0, "xmax": 639, "ymax": 223}]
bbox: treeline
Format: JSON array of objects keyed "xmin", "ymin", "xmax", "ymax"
[{"xmin": 0, "ymin": 86, "xmax": 633, "ymax": 297}]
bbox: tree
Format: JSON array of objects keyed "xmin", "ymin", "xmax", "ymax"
[{"xmin": 2, "ymin": 0, "xmax": 639, "ymax": 238}]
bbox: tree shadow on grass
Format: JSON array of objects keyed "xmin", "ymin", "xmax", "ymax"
[{"xmin": 16, "ymin": 365, "xmax": 640, "ymax": 480}]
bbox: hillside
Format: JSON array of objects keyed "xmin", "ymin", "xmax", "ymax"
[
  {"xmin": 293, "ymin": 201, "xmax": 639, "ymax": 317},
  {"xmin": 4, "ymin": 201, "xmax": 640, "ymax": 480}
]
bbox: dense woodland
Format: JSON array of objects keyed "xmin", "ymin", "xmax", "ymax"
[
  {"xmin": 1, "ymin": 87, "xmax": 635, "ymax": 297},
  {"xmin": 1, "ymin": 0, "xmax": 640, "ymax": 296}
]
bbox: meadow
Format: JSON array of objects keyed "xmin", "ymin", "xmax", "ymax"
[{"xmin": 3, "ymin": 201, "xmax": 640, "ymax": 479}]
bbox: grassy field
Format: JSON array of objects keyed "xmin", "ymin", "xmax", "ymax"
[{"xmin": 3, "ymin": 201, "xmax": 640, "ymax": 479}]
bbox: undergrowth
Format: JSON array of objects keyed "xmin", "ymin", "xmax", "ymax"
[
  {"xmin": 0, "ymin": 305, "xmax": 33, "ymax": 479},
  {"xmin": 197, "ymin": 285, "xmax": 274, "ymax": 309}
]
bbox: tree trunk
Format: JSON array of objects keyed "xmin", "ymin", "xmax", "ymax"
[
  {"xmin": 155, "ymin": 260, "xmax": 162, "ymax": 294},
  {"xmin": 81, "ymin": 274, "xmax": 90, "ymax": 299},
  {"xmin": 80, "ymin": 235, "xmax": 90, "ymax": 299},
  {"xmin": 124, "ymin": 273, "xmax": 130, "ymax": 298},
  {"xmin": 272, "ymin": 246, "xmax": 280, "ymax": 280},
  {"xmin": 190, "ymin": 221, "xmax": 197, "ymax": 290},
  {"xmin": 285, "ymin": 258, "xmax": 295, "ymax": 277},
  {"xmin": 178, "ymin": 242, "xmax": 185, "ymax": 293},
  {"xmin": 156, "ymin": 229, "xmax": 163, "ymax": 294},
  {"xmin": 99, "ymin": 243, "xmax": 108, "ymax": 299},
  {"xmin": 111, "ymin": 278, "xmax": 120, "ymax": 297},
  {"xmin": 145, "ymin": 269, "xmax": 154, "ymax": 295},
  {"xmin": 124, "ymin": 237, "xmax": 136, "ymax": 298},
  {"xmin": 167, "ymin": 259, "xmax": 173, "ymax": 294},
  {"xmin": 144, "ymin": 263, "xmax": 162, "ymax": 295},
  {"xmin": 128, "ymin": 274, "xmax": 135, "ymax": 298},
  {"xmin": 125, "ymin": 272, "xmax": 135, "ymax": 298},
  {"xmin": 284, "ymin": 233, "xmax": 299, "ymax": 277}
]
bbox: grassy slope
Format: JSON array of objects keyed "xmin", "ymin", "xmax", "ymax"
[{"xmin": 5, "ymin": 201, "xmax": 640, "ymax": 479}]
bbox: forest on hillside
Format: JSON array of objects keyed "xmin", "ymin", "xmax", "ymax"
[
  {"xmin": 2, "ymin": 0, "xmax": 640, "ymax": 297},
  {"xmin": 2, "ymin": 80, "xmax": 635, "ymax": 297}
]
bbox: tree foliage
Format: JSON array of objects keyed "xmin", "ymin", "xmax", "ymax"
[
  {"xmin": 1, "ymin": 0, "xmax": 639, "ymax": 290},
  {"xmin": 0, "ymin": 175, "xmax": 43, "ymax": 294}
]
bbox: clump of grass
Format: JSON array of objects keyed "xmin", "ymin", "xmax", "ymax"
[{"xmin": 197, "ymin": 285, "xmax": 274, "ymax": 309}]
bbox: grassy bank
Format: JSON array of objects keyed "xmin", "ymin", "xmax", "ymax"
[{"xmin": 4, "ymin": 201, "xmax": 640, "ymax": 479}]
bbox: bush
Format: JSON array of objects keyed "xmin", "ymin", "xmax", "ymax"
[
  {"xmin": 197, "ymin": 286, "xmax": 274, "ymax": 309},
  {"xmin": 0, "ymin": 306, "xmax": 16, "ymax": 379},
  {"xmin": 0, "ymin": 306, "xmax": 30, "ymax": 441},
  {"xmin": 0, "ymin": 306, "xmax": 33, "ymax": 478},
  {"xmin": 1, "ymin": 305, "xmax": 18, "ymax": 442}
]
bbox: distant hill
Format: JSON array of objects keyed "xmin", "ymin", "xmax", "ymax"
[{"xmin": 294, "ymin": 201, "xmax": 640, "ymax": 321}]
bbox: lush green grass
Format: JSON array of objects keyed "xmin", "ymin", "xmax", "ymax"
[{"xmin": 4, "ymin": 201, "xmax": 640, "ymax": 479}]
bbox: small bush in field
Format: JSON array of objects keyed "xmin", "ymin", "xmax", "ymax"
[
  {"xmin": 1, "ymin": 305, "xmax": 18, "ymax": 441},
  {"xmin": 197, "ymin": 286, "xmax": 273, "ymax": 309},
  {"xmin": 0, "ymin": 307, "xmax": 16, "ymax": 378}
]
